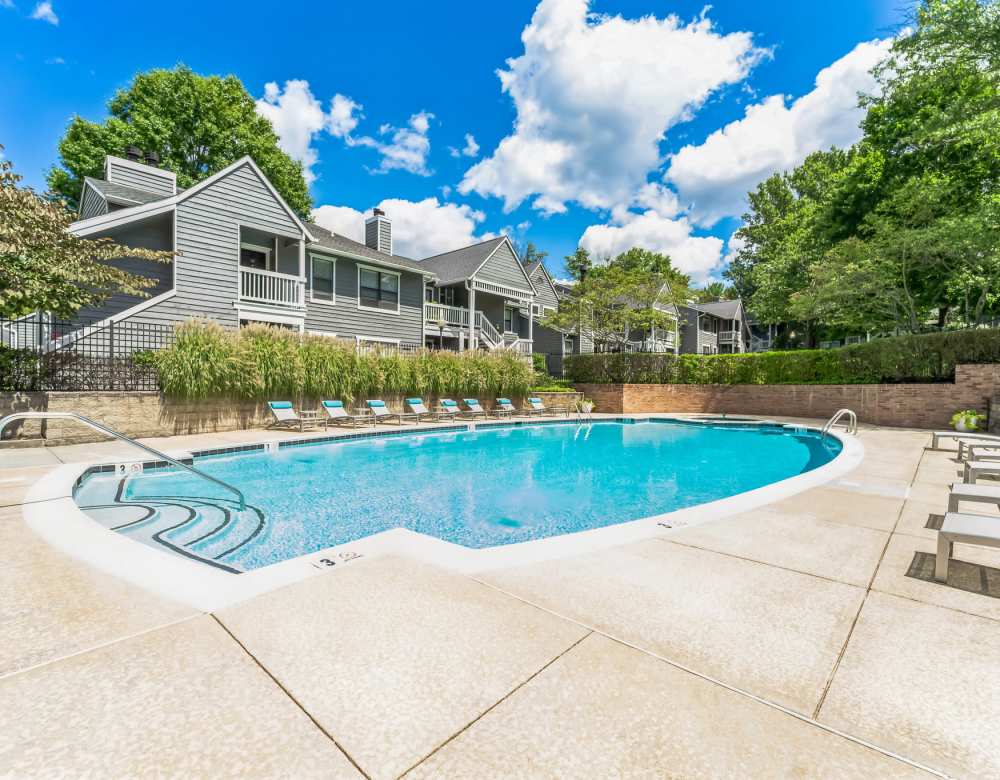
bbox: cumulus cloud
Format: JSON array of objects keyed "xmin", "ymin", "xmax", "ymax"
[
  {"xmin": 30, "ymin": 0, "xmax": 57, "ymax": 23},
  {"xmin": 449, "ymin": 133, "xmax": 480, "ymax": 158},
  {"xmin": 313, "ymin": 197, "xmax": 488, "ymax": 259},
  {"xmin": 579, "ymin": 210, "xmax": 724, "ymax": 284},
  {"xmin": 255, "ymin": 80, "xmax": 363, "ymax": 184},
  {"xmin": 350, "ymin": 111, "xmax": 435, "ymax": 176},
  {"xmin": 459, "ymin": 0, "xmax": 766, "ymax": 215},
  {"xmin": 666, "ymin": 37, "xmax": 893, "ymax": 226}
]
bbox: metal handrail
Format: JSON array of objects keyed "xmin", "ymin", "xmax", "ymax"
[
  {"xmin": 0, "ymin": 412, "xmax": 246, "ymax": 510},
  {"xmin": 821, "ymin": 408, "xmax": 857, "ymax": 437}
]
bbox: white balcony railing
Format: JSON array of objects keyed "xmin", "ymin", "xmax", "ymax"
[
  {"xmin": 476, "ymin": 313, "xmax": 502, "ymax": 348},
  {"xmin": 239, "ymin": 267, "xmax": 305, "ymax": 308},
  {"xmin": 719, "ymin": 330, "xmax": 738, "ymax": 343},
  {"xmin": 424, "ymin": 302, "xmax": 470, "ymax": 327}
]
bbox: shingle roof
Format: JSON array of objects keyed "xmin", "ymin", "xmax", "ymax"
[
  {"xmin": 305, "ymin": 222, "xmax": 431, "ymax": 275},
  {"xmin": 523, "ymin": 260, "xmax": 542, "ymax": 277},
  {"xmin": 693, "ymin": 299, "xmax": 742, "ymax": 319},
  {"xmin": 418, "ymin": 236, "xmax": 507, "ymax": 284},
  {"xmin": 84, "ymin": 176, "xmax": 169, "ymax": 206}
]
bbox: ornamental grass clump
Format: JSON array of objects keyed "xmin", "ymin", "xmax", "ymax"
[{"xmin": 153, "ymin": 319, "xmax": 533, "ymax": 401}]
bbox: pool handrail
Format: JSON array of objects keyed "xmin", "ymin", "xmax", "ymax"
[
  {"xmin": 0, "ymin": 411, "xmax": 246, "ymax": 510},
  {"xmin": 821, "ymin": 408, "xmax": 857, "ymax": 438}
]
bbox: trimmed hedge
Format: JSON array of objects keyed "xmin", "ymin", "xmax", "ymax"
[
  {"xmin": 154, "ymin": 319, "xmax": 534, "ymax": 401},
  {"xmin": 565, "ymin": 328, "xmax": 1000, "ymax": 385}
]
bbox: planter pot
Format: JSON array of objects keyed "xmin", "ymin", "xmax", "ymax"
[{"xmin": 955, "ymin": 418, "xmax": 979, "ymax": 433}]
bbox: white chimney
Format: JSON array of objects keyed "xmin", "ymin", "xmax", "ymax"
[{"xmin": 365, "ymin": 208, "xmax": 392, "ymax": 254}]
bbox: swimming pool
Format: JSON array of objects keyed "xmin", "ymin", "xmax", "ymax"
[{"xmin": 74, "ymin": 419, "xmax": 841, "ymax": 572}]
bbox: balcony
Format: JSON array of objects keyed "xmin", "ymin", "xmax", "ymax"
[
  {"xmin": 239, "ymin": 267, "xmax": 305, "ymax": 308},
  {"xmin": 718, "ymin": 330, "xmax": 740, "ymax": 344},
  {"xmin": 424, "ymin": 302, "xmax": 470, "ymax": 328}
]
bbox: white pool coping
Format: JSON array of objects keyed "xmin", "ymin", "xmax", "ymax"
[{"xmin": 22, "ymin": 417, "xmax": 863, "ymax": 611}]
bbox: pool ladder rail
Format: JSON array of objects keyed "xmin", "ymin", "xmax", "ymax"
[
  {"xmin": 821, "ymin": 408, "xmax": 858, "ymax": 438},
  {"xmin": 0, "ymin": 411, "xmax": 246, "ymax": 511}
]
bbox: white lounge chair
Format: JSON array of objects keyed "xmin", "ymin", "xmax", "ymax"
[
  {"xmin": 366, "ymin": 399, "xmax": 419, "ymax": 425},
  {"xmin": 437, "ymin": 399, "xmax": 463, "ymax": 419},
  {"xmin": 321, "ymin": 400, "xmax": 369, "ymax": 428},
  {"xmin": 964, "ymin": 460, "xmax": 1000, "ymax": 483},
  {"xmin": 931, "ymin": 430, "xmax": 1000, "ymax": 457},
  {"xmin": 948, "ymin": 481, "xmax": 1000, "ymax": 513},
  {"xmin": 936, "ymin": 511, "xmax": 1000, "ymax": 581},
  {"xmin": 497, "ymin": 398, "xmax": 539, "ymax": 417},
  {"xmin": 526, "ymin": 397, "xmax": 563, "ymax": 416},
  {"xmin": 966, "ymin": 443, "xmax": 1000, "ymax": 462},
  {"xmin": 404, "ymin": 398, "xmax": 439, "ymax": 422},
  {"xmin": 268, "ymin": 401, "xmax": 306, "ymax": 431},
  {"xmin": 462, "ymin": 399, "xmax": 498, "ymax": 419}
]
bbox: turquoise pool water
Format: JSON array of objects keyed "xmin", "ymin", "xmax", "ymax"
[{"xmin": 75, "ymin": 420, "xmax": 841, "ymax": 572}]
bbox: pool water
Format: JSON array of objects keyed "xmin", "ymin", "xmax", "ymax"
[{"xmin": 75, "ymin": 420, "xmax": 841, "ymax": 572}]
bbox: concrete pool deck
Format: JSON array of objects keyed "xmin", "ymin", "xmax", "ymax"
[{"xmin": 2, "ymin": 415, "xmax": 999, "ymax": 777}]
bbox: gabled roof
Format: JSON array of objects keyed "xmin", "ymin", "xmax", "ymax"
[
  {"xmin": 83, "ymin": 176, "xmax": 168, "ymax": 207},
  {"xmin": 70, "ymin": 157, "xmax": 314, "ymax": 242},
  {"xmin": 692, "ymin": 299, "xmax": 743, "ymax": 319},
  {"xmin": 419, "ymin": 236, "xmax": 508, "ymax": 284},
  {"xmin": 525, "ymin": 259, "xmax": 560, "ymax": 300},
  {"xmin": 305, "ymin": 222, "xmax": 432, "ymax": 276}
]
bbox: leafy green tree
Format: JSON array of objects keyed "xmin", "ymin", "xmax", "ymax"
[
  {"xmin": 520, "ymin": 242, "xmax": 548, "ymax": 265},
  {"xmin": 564, "ymin": 247, "xmax": 593, "ymax": 281},
  {"xmin": 545, "ymin": 248, "xmax": 689, "ymax": 350},
  {"xmin": 0, "ymin": 152, "xmax": 172, "ymax": 318},
  {"xmin": 47, "ymin": 65, "xmax": 312, "ymax": 214},
  {"xmin": 693, "ymin": 281, "xmax": 736, "ymax": 302}
]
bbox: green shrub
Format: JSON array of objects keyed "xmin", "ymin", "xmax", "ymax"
[
  {"xmin": 565, "ymin": 328, "xmax": 1000, "ymax": 385},
  {"xmin": 154, "ymin": 319, "xmax": 534, "ymax": 401},
  {"xmin": 0, "ymin": 345, "xmax": 41, "ymax": 390}
]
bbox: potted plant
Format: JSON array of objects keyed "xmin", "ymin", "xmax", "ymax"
[
  {"xmin": 951, "ymin": 409, "xmax": 983, "ymax": 432},
  {"xmin": 578, "ymin": 397, "xmax": 595, "ymax": 415}
]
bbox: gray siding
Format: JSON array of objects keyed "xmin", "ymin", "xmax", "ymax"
[
  {"xmin": 71, "ymin": 214, "xmax": 174, "ymax": 326},
  {"xmin": 475, "ymin": 241, "xmax": 533, "ymax": 293},
  {"xmin": 112, "ymin": 161, "xmax": 303, "ymax": 330},
  {"xmin": 529, "ymin": 265, "xmax": 559, "ymax": 310},
  {"xmin": 106, "ymin": 157, "xmax": 175, "ymax": 197},
  {"xmin": 304, "ymin": 253, "xmax": 424, "ymax": 344},
  {"xmin": 79, "ymin": 186, "xmax": 108, "ymax": 220}
]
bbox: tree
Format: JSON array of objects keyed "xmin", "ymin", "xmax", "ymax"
[
  {"xmin": 693, "ymin": 281, "xmax": 736, "ymax": 302},
  {"xmin": 47, "ymin": 65, "xmax": 312, "ymax": 214},
  {"xmin": 0, "ymin": 152, "xmax": 172, "ymax": 318},
  {"xmin": 544, "ymin": 248, "xmax": 689, "ymax": 350},
  {"xmin": 519, "ymin": 242, "xmax": 548, "ymax": 265},
  {"xmin": 564, "ymin": 247, "xmax": 593, "ymax": 281}
]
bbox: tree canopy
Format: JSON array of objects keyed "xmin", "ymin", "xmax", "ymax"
[
  {"xmin": 47, "ymin": 65, "xmax": 312, "ymax": 215},
  {"xmin": 545, "ymin": 248, "xmax": 690, "ymax": 349},
  {"xmin": 729, "ymin": 0, "xmax": 1000, "ymax": 341},
  {"xmin": 0, "ymin": 152, "xmax": 172, "ymax": 318}
]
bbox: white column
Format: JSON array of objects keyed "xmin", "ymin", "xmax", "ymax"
[
  {"xmin": 527, "ymin": 299, "xmax": 533, "ymax": 347},
  {"xmin": 298, "ymin": 239, "xmax": 306, "ymax": 306},
  {"xmin": 468, "ymin": 283, "xmax": 477, "ymax": 350}
]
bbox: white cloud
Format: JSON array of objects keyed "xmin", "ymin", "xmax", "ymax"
[
  {"xmin": 459, "ymin": 0, "xmax": 766, "ymax": 215},
  {"xmin": 44, "ymin": 56, "xmax": 65, "ymax": 65},
  {"xmin": 450, "ymin": 133, "xmax": 480, "ymax": 158},
  {"xmin": 30, "ymin": 1, "xmax": 56, "ymax": 23},
  {"xmin": 313, "ymin": 197, "xmax": 488, "ymax": 259},
  {"xmin": 351, "ymin": 111, "xmax": 435, "ymax": 176},
  {"xmin": 579, "ymin": 210, "xmax": 724, "ymax": 284},
  {"xmin": 666, "ymin": 37, "xmax": 893, "ymax": 226},
  {"xmin": 255, "ymin": 80, "xmax": 363, "ymax": 184},
  {"xmin": 1, "ymin": 1, "xmax": 16, "ymax": 10}
]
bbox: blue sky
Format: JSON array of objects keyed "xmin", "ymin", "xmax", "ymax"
[{"xmin": 1, "ymin": 0, "xmax": 904, "ymax": 281}]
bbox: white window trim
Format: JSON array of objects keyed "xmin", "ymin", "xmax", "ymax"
[
  {"xmin": 357, "ymin": 263, "xmax": 402, "ymax": 315},
  {"xmin": 240, "ymin": 241, "xmax": 274, "ymax": 272},
  {"xmin": 236, "ymin": 307, "xmax": 304, "ymax": 331},
  {"xmin": 355, "ymin": 335, "xmax": 401, "ymax": 346},
  {"xmin": 307, "ymin": 330, "xmax": 339, "ymax": 339},
  {"xmin": 309, "ymin": 253, "xmax": 337, "ymax": 306}
]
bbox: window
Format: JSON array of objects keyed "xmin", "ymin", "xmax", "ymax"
[
  {"xmin": 503, "ymin": 305, "xmax": 516, "ymax": 333},
  {"xmin": 240, "ymin": 242, "xmax": 272, "ymax": 271},
  {"xmin": 531, "ymin": 303, "xmax": 542, "ymax": 317},
  {"xmin": 425, "ymin": 286, "xmax": 456, "ymax": 306},
  {"xmin": 358, "ymin": 267, "xmax": 400, "ymax": 312},
  {"xmin": 310, "ymin": 256, "xmax": 335, "ymax": 303}
]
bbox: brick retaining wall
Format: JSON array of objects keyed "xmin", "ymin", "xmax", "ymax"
[
  {"xmin": 577, "ymin": 364, "xmax": 1000, "ymax": 431},
  {"xmin": 0, "ymin": 391, "xmax": 583, "ymax": 445}
]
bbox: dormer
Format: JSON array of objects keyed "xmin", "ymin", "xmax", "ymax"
[{"xmin": 105, "ymin": 147, "xmax": 177, "ymax": 197}]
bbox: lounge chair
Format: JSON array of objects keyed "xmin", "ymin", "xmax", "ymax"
[
  {"xmin": 948, "ymin": 481, "xmax": 1000, "ymax": 513},
  {"xmin": 405, "ymin": 398, "xmax": 439, "ymax": 422},
  {"xmin": 931, "ymin": 430, "xmax": 1000, "ymax": 457},
  {"xmin": 527, "ymin": 397, "xmax": 566, "ymax": 416},
  {"xmin": 936, "ymin": 511, "xmax": 1000, "ymax": 581},
  {"xmin": 437, "ymin": 399, "xmax": 463, "ymax": 419},
  {"xmin": 497, "ymin": 398, "xmax": 539, "ymax": 417},
  {"xmin": 966, "ymin": 443, "xmax": 1000, "ymax": 462},
  {"xmin": 963, "ymin": 460, "xmax": 1000, "ymax": 483},
  {"xmin": 268, "ymin": 401, "xmax": 305, "ymax": 431},
  {"xmin": 462, "ymin": 399, "xmax": 496, "ymax": 419},
  {"xmin": 366, "ymin": 399, "xmax": 419, "ymax": 425},
  {"xmin": 321, "ymin": 400, "xmax": 369, "ymax": 428}
]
